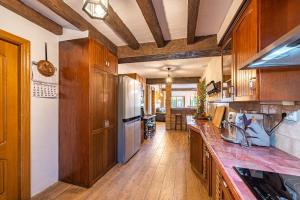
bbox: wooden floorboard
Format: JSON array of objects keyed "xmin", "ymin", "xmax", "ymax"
[{"xmin": 32, "ymin": 123, "xmax": 208, "ymax": 200}]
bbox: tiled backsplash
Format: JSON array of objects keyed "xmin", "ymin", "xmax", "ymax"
[{"xmin": 208, "ymin": 102, "xmax": 300, "ymax": 159}]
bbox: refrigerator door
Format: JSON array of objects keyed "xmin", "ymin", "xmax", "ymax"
[
  {"xmin": 134, "ymin": 80, "xmax": 142, "ymax": 117},
  {"xmin": 134, "ymin": 119, "xmax": 141, "ymax": 152},
  {"xmin": 124, "ymin": 76, "xmax": 135, "ymax": 119},
  {"xmin": 124, "ymin": 120, "xmax": 135, "ymax": 162}
]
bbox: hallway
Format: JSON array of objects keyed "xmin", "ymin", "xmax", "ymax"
[{"xmin": 32, "ymin": 123, "xmax": 208, "ymax": 200}]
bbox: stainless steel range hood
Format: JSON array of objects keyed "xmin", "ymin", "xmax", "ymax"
[{"xmin": 241, "ymin": 25, "xmax": 300, "ymax": 69}]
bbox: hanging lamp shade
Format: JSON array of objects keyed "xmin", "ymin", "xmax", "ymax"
[
  {"xmin": 166, "ymin": 67, "xmax": 172, "ymax": 83},
  {"xmin": 83, "ymin": 0, "xmax": 109, "ymax": 19},
  {"xmin": 166, "ymin": 75, "xmax": 172, "ymax": 83}
]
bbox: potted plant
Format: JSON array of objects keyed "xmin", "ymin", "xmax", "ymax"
[{"xmin": 194, "ymin": 80, "xmax": 209, "ymax": 120}]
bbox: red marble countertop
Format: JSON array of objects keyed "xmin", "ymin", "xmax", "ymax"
[{"xmin": 188, "ymin": 120, "xmax": 300, "ymax": 200}]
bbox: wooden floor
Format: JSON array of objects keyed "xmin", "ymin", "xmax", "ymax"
[{"xmin": 32, "ymin": 123, "xmax": 209, "ymax": 200}]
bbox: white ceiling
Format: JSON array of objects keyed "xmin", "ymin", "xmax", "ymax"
[
  {"xmin": 21, "ymin": 0, "xmax": 233, "ymax": 46},
  {"xmin": 119, "ymin": 57, "xmax": 213, "ymax": 78},
  {"xmin": 196, "ymin": 0, "xmax": 233, "ymax": 36}
]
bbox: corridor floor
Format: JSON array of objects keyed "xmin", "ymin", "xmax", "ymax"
[{"xmin": 32, "ymin": 123, "xmax": 209, "ymax": 200}]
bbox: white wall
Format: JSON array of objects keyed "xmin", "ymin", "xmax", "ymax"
[
  {"xmin": 217, "ymin": 0, "xmax": 244, "ymax": 42},
  {"xmin": 272, "ymin": 119, "xmax": 300, "ymax": 159},
  {"xmin": 202, "ymin": 57, "xmax": 222, "ymax": 84},
  {"xmin": 0, "ymin": 6, "xmax": 85, "ymax": 196}
]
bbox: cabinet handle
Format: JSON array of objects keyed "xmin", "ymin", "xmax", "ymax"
[
  {"xmin": 104, "ymin": 120, "xmax": 110, "ymax": 128},
  {"xmin": 223, "ymin": 180, "xmax": 227, "ymax": 188},
  {"xmin": 206, "ymin": 151, "xmax": 210, "ymax": 158}
]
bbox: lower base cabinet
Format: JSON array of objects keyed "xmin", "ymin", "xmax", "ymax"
[{"xmin": 190, "ymin": 130, "xmax": 234, "ymax": 200}]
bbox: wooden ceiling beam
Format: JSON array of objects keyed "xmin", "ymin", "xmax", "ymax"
[
  {"xmin": 146, "ymin": 77, "xmax": 200, "ymax": 84},
  {"xmin": 136, "ymin": 0, "xmax": 165, "ymax": 48},
  {"xmin": 36, "ymin": 0, "xmax": 117, "ymax": 54},
  {"xmin": 0, "ymin": 0, "xmax": 63, "ymax": 35},
  {"xmin": 187, "ymin": 0, "xmax": 201, "ymax": 44},
  {"xmin": 118, "ymin": 35, "xmax": 220, "ymax": 63},
  {"xmin": 104, "ymin": 6, "xmax": 140, "ymax": 50}
]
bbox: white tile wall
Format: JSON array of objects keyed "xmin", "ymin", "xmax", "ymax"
[{"xmin": 272, "ymin": 118, "xmax": 300, "ymax": 159}]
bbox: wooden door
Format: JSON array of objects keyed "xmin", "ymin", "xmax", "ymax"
[
  {"xmin": 233, "ymin": 0, "xmax": 258, "ymax": 101},
  {"xmin": 0, "ymin": 39, "xmax": 20, "ymax": 199}
]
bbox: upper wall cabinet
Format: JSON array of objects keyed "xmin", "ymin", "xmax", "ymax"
[
  {"xmin": 90, "ymin": 39, "xmax": 118, "ymax": 75},
  {"xmin": 232, "ymin": 0, "xmax": 300, "ymax": 101},
  {"xmin": 259, "ymin": 0, "xmax": 300, "ymax": 50}
]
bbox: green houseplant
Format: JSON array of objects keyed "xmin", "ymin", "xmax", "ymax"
[{"xmin": 194, "ymin": 80, "xmax": 209, "ymax": 120}]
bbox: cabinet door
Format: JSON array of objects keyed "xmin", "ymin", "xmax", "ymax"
[
  {"xmin": 105, "ymin": 73, "xmax": 117, "ymax": 127},
  {"xmin": 92, "ymin": 129, "xmax": 104, "ymax": 180},
  {"xmin": 102, "ymin": 127, "xmax": 117, "ymax": 171},
  {"xmin": 220, "ymin": 178, "xmax": 234, "ymax": 200},
  {"xmin": 233, "ymin": 0, "xmax": 259, "ymax": 101},
  {"xmin": 107, "ymin": 51, "xmax": 118, "ymax": 75},
  {"xmin": 190, "ymin": 130, "xmax": 203, "ymax": 175},
  {"xmin": 91, "ymin": 68, "xmax": 106, "ymax": 130},
  {"xmin": 90, "ymin": 39, "xmax": 106, "ymax": 68},
  {"xmin": 211, "ymin": 157, "xmax": 217, "ymax": 200}
]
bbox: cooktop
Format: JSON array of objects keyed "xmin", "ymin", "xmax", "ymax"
[{"xmin": 234, "ymin": 167, "xmax": 300, "ymax": 200}]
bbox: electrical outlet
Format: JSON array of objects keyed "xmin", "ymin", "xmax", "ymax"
[{"xmin": 285, "ymin": 110, "xmax": 300, "ymax": 122}]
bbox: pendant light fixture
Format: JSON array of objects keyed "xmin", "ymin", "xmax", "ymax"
[
  {"xmin": 83, "ymin": 0, "xmax": 109, "ymax": 20},
  {"xmin": 166, "ymin": 67, "xmax": 172, "ymax": 83}
]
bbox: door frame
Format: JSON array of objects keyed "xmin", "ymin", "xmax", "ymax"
[{"xmin": 0, "ymin": 29, "xmax": 31, "ymax": 199}]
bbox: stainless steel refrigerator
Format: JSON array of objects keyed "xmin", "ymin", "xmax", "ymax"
[{"xmin": 118, "ymin": 75, "xmax": 142, "ymax": 163}]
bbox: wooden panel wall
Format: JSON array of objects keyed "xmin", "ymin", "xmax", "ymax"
[
  {"xmin": 232, "ymin": 0, "xmax": 259, "ymax": 101},
  {"xmin": 59, "ymin": 39, "xmax": 91, "ymax": 187}
]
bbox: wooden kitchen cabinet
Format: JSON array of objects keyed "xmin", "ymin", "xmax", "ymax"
[
  {"xmin": 59, "ymin": 38, "xmax": 118, "ymax": 187},
  {"xmin": 231, "ymin": 0, "xmax": 300, "ymax": 101},
  {"xmin": 259, "ymin": 0, "xmax": 300, "ymax": 50},
  {"xmin": 190, "ymin": 130, "xmax": 218, "ymax": 199}
]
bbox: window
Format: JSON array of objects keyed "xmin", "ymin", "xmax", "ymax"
[
  {"xmin": 190, "ymin": 96, "xmax": 197, "ymax": 107},
  {"xmin": 171, "ymin": 96, "xmax": 185, "ymax": 108}
]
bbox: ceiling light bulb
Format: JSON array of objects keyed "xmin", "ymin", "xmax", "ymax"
[{"xmin": 166, "ymin": 76, "xmax": 172, "ymax": 83}]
